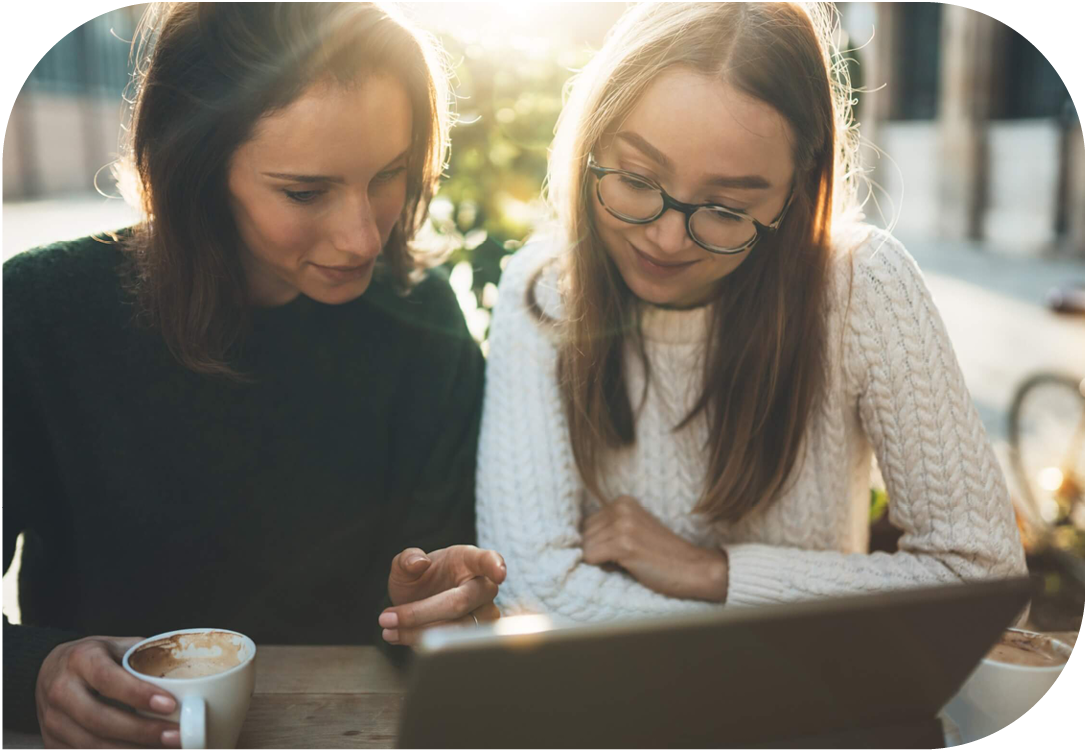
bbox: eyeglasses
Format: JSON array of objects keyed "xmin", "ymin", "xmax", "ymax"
[{"xmin": 587, "ymin": 156, "xmax": 793, "ymax": 255}]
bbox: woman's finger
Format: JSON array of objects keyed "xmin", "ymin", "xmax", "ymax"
[
  {"xmin": 388, "ymin": 547, "xmax": 433, "ymax": 585},
  {"xmin": 73, "ymin": 643, "xmax": 177, "ymax": 716},
  {"xmin": 101, "ymin": 637, "xmax": 146, "ymax": 659},
  {"xmin": 580, "ymin": 517, "xmax": 617, "ymax": 550},
  {"xmin": 40, "ymin": 734, "xmax": 74, "ymax": 750},
  {"xmin": 68, "ymin": 679, "xmax": 177, "ymax": 748},
  {"xmin": 474, "ymin": 602, "xmax": 501, "ymax": 623},
  {"xmin": 383, "ymin": 617, "xmax": 464, "ymax": 647},
  {"xmin": 44, "ymin": 705, "xmax": 143, "ymax": 749},
  {"xmin": 42, "ymin": 739, "xmax": 74, "ymax": 749},
  {"xmin": 386, "ymin": 620, "xmax": 450, "ymax": 647},
  {"xmin": 388, "ymin": 603, "xmax": 501, "ymax": 646},
  {"xmin": 456, "ymin": 546, "xmax": 507, "ymax": 585},
  {"xmin": 582, "ymin": 532, "xmax": 621, "ymax": 566},
  {"xmin": 582, "ymin": 506, "xmax": 616, "ymax": 535},
  {"xmin": 387, "ymin": 576, "xmax": 498, "ymax": 630}
]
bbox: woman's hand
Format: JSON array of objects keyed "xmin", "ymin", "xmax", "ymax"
[
  {"xmin": 36, "ymin": 636, "xmax": 180, "ymax": 748},
  {"xmin": 380, "ymin": 545, "xmax": 507, "ymax": 646},
  {"xmin": 582, "ymin": 496, "xmax": 729, "ymax": 602}
]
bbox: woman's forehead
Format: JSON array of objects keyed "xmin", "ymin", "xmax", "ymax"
[
  {"xmin": 612, "ymin": 67, "xmax": 795, "ymax": 189},
  {"xmin": 239, "ymin": 76, "xmax": 413, "ymax": 174}
]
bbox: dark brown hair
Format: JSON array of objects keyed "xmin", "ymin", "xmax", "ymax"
[
  {"xmin": 540, "ymin": 3, "xmax": 857, "ymax": 523},
  {"xmin": 115, "ymin": 2, "xmax": 451, "ymax": 377}
]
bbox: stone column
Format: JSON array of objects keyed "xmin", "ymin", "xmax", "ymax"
[
  {"xmin": 864, "ymin": 3, "xmax": 898, "ymax": 213},
  {"xmin": 936, "ymin": 6, "xmax": 1006, "ymax": 240},
  {"xmin": 3, "ymin": 94, "xmax": 41, "ymax": 199},
  {"xmin": 1067, "ymin": 119, "xmax": 1085, "ymax": 256}
]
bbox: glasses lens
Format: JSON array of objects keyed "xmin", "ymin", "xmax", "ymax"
[
  {"xmin": 598, "ymin": 172, "xmax": 664, "ymax": 221},
  {"xmin": 689, "ymin": 207, "xmax": 756, "ymax": 251}
]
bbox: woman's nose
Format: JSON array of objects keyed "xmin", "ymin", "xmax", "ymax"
[
  {"xmin": 332, "ymin": 196, "xmax": 381, "ymax": 259},
  {"xmin": 643, "ymin": 207, "xmax": 692, "ymax": 256}
]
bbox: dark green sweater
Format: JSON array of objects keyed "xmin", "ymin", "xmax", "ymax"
[{"xmin": 3, "ymin": 234, "xmax": 484, "ymax": 730}]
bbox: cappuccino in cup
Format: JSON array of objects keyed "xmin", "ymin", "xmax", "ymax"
[
  {"xmin": 944, "ymin": 628, "xmax": 1072, "ymax": 744},
  {"xmin": 123, "ymin": 628, "xmax": 256, "ymax": 749},
  {"xmin": 128, "ymin": 630, "xmax": 245, "ymax": 679},
  {"xmin": 984, "ymin": 629, "xmax": 1071, "ymax": 667}
]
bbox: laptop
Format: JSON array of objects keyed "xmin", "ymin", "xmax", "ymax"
[{"xmin": 397, "ymin": 577, "xmax": 1031, "ymax": 748}]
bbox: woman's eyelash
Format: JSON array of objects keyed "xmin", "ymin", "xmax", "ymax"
[
  {"xmin": 619, "ymin": 175, "xmax": 655, "ymax": 191},
  {"xmin": 375, "ymin": 166, "xmax": 407, "ymax": 182},
  {"xmin": 283, "ymin": 167, "xmax": 404, "ymax": 203},
  {"xmin": 618, "ymin": 170, "xmax": 745, "ymax": 211},
  {"xmin": 707, "ymin": 198, "xmax": 746, "ymax": 212},
  {"xmin": 620, "ymin": 165, "xmax": 658, "ymax": 184},
  {"xmin": 283, "ymin": 189, "xmax": 324, "ymax": 204}
]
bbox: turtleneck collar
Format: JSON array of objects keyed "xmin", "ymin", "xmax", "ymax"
[{"xmin": 639, "ymin": 301, "xmax": 712, "ymax": 345}]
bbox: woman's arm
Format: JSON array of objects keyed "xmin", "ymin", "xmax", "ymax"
[
  {"xmin": 379, "ymin": 271, "xmax": 487, "ymax": 557},
  {"xmin": 722, "ymin": 231, "xmax": 1028, "ymax": 606},
  {"xmin": 2, "ymin": 409, "xmax": 175, "ymax": 740},
  {"xmin": 3, "ymin": 260, "xmax": 84, "ymax": 731},
  {"xmin": 373, "ymin": 271, "xmax": 505, "ymax": 648},
  {"xmin": 476, "ymin": 244, "xmax": 719, "ymax": 622}
]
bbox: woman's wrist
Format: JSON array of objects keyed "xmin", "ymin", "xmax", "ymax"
[{"xmin": 696, "ymin": 547, "xmax": 730, "ymax": 603}]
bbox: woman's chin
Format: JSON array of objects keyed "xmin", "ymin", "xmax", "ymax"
[
  {"xmin": 307, "ymin": 277, "xmax": 372, "ymax": 306},
  {"xmin": 623, "ymin": 273, "xmax": 687, "ymax": 308}
]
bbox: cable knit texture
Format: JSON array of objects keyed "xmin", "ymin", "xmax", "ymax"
[{"xmin": 476, "ymin": 224, "xmax": 1027, "ymax": 622}]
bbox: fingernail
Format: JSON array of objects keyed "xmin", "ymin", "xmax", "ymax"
[
  {"xmin": 162, "ymin": 729, "xmax": 181, "ymax": 747},
  {"xmin": 150, "ymin": 694, "xmax": 176, "ymax": 713},
  {"xmin": 406, "ymin": 554, "xmax": 427, "ymax": 567},
  {"xmin": 382, "ymin": 628, "xmax": 399, "ymax": 643},
  {"xmin": 379, "ymin": 611, "xmax": 399, "ymax": 629}
]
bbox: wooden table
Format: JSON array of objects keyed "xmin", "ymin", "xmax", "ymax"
[
  {"xmin": 4, "ymin": 633, "xmax": 1078, "ymax": 749},
  {"xmin": 3, "ymin": 647, "xmax": 408, "ymax": 749}
]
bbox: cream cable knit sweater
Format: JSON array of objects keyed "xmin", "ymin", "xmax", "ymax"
[{"xmin": 476, "ymin": 225, "xmax": 1027, "ymax": 622}]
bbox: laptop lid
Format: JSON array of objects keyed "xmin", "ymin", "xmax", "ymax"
[{"xmin": 398, "ymin": 577, "xmax": 1031, "ymax": 748}]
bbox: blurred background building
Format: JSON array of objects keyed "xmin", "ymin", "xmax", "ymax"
[
  {"xmin": 4, "ymin": 3, "xmax": 1084, "ymax": 628},
  {"xmin": 4, "ymin": 4, "xmax": 1083, "ymax": 255},
  {"xmin": 841, "ymin": 3, "xmax": 1083, "ymax": 255},
  {"xmin": 3, "ymin": 6, "xmax": 141, "ymax": 201}
]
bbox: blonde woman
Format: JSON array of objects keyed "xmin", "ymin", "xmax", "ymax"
[{"xmin": 476, "ymin": 2, "xmax": 1026, "ymax": 621}]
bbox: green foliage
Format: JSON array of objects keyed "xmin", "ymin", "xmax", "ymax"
[
  {"xmin": 425, "ymin": 32, "xmax": 591, "ymax": 343},
  {"xmin": 869, "ymin": 487, "xmax": 889, "ymax": 522}
]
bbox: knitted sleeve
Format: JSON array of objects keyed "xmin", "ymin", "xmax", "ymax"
[
  {"xmin": 476, "ymin": 243, "xmax": 718, "ymax": 622},
  {"xmin": 722, "ymin": 231, "xmax": 1028, "ymax": 606}
]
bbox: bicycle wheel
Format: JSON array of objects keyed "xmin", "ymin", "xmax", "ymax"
[{"xmin": 1007, "ymin": 373, "xmax": 1085, "ymax": 525}]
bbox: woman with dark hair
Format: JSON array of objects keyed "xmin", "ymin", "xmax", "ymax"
[
  {"xmin": 3, "ymin": 4, "xmax": 502, "ymax": 746},
  {"xmin": 476, "ymin": 2, "xmax": 1026, "ymax": 620}
]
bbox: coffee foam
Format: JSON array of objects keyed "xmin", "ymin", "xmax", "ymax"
[
  {"xmin": 129, "ymin": 631, "xmax": 247, "ymax": 680},
  {"xmin": 985, "ymin": 630, "xmax": 1072, "ymax": 667}
]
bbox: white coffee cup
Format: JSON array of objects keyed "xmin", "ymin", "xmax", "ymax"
[
  {"xmin": 943, "ymin": 628, "xmax": 1072, "ymax": 744},
  {"xmin": 122, "ymin": 628, "xmax": 256, "ymax": 749}
]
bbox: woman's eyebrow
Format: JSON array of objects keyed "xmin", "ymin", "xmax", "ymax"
[
  {"xmin": 705, "ymin": 173, "xmax": 772, "ymax": 190},
  {"xmin": 616, "ymin": 131, "xmax": 772, "ymax": 190},
  {"xmin": 616, "ymin": 131, "xmax": 674, "ymax": 169},
  {"xmin": 262, "ymin": 172, "xmax": 343, "ymax": 184},
  {"xmin": 261, "ymin": 149, "xmax": 410, "ymax": 184},
  {"xmin": 379, "ymin": 148, "xmax": 411, "ymax": 171}
]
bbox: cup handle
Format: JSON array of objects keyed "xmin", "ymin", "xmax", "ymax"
[{"xmin": 180, "ymin": 695, "xmax": 206, "ymax": 749}]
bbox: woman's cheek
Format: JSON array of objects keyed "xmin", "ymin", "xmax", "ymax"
[
  {"xmin": 258, "ymin": 204, "xmax": 315, "ymax": 257},
  {"xmin": 374, "ymin": 183, "xmax": 408, "ymax": 242}
]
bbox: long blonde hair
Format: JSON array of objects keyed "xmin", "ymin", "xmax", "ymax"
[{"xmin": 540, "ymin": 2, "xmax": 861, "ymax": 523}]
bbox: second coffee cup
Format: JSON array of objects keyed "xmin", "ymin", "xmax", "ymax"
[
  {"xmin": 943, "ymin": 628, "xmax": 1072, "ymax": 744},
  {"xmin": 122, "ymin": 628, "xmax": 256, "ymax": 749}
]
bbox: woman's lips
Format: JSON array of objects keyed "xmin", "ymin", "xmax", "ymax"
[
  {"xmin": 310, "ymin": 258, "xmax": 375, "ymax": 284},
  {"xmin": 632, "ymin": 245, "xmax": 699, "ymax": 279}
]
